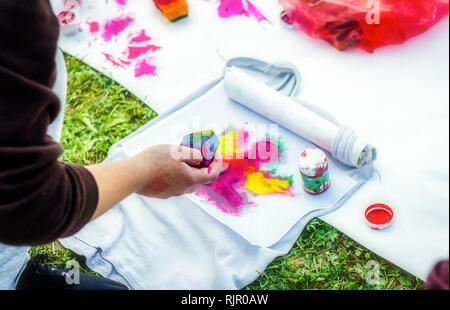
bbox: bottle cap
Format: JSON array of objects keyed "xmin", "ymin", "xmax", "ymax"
[{"xmin": 365, "ymin": 203, "xmax": 394, "ymax": 230}]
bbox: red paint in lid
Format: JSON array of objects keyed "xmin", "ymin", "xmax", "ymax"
[
  {"xmin": 57, "ymin": 11, "xmax": 76, "ymax": 25},
  {"xmin": 365, "ymin": 204, "xmax": 394, "ymax": 230}
]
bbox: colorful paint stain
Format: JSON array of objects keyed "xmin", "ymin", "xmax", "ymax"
[
  {"xmin": 196, "ymin": 128, "xmax": 293, "ymax": 216},
  {"xmin": 102, "ymin": 16, "xmax": 134, "ymax": 42},
  {"xmin": 115, "ymin": 0, "xmax": 127, "ymax": 5},
  {"xmin": 218, "ymin": 0, "xmax": 268, "ymax": 22}
]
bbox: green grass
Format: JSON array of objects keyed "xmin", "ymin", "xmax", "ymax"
[{"xmin": 30, "ymin": 54, "xmax": 423, "ymax": 290}]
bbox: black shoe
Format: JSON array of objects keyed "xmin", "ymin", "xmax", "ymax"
[{"xmin": 16, "ymin": 256, "xmax": 129, "ymax": 290}]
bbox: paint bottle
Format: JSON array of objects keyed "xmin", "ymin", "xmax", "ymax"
[
  {"xmin": 298, "ymin": 148, "xmax": 330, "ymax": 195},
  {"xmin": 57, "ymin": 10, "xmax": 79, "ymax": 36}
]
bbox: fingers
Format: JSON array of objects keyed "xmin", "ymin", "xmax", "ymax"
[
  {"xmin": 188, "ymin": 159, "xmax": 223, "ymax": 185},
  {"xmin": 207, "ymin": 159, "xmax": 223, "ymax": 179},
  {"xmin": 172, "ymin": 146, "xmax": 203, "ymax": 166}
]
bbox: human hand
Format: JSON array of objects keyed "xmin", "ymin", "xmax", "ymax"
[{"xmin": 136, "ymin": 144, "xmax": 222, "ymax": 199}]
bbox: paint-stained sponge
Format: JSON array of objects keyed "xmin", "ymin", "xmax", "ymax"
[
  {"xmin": 181, "ymin": 130, "xmax": 220, "ymax": 168},
  {"xmin": 153, "ymin": 0, "xmax": 189, "ymax": 22}
]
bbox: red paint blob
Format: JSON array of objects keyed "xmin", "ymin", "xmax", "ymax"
[
  {"xmin": 366, "ymin": 209, "xmax": 391, "ymax": 224},
  {"xmin": 365, "ymin": 204, "xmax": 394, "ymax": 226}
]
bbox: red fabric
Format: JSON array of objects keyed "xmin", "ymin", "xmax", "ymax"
[{"xmin": 280, "ymin": 0, "xmax": 449, "ymax": 52}]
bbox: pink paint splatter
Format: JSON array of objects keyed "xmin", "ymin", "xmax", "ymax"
[
  {"xmin": 218, "ymin": 0, "xmax": 244, "ymax": 17},
  {"xmin": 130, "ymin": 30, "xmax": 152, "ymax": 44},
  {"xmin": 134, "ymin": 59, "xmax": 157, "ymax": 77},
  {"xmin": 115, "ymin": 0, "xmax": 127, "ymax": 5},
  {"xmin": 244, "ymin": 1, "xmax": 267, "ymax": 22},
  {"xmin": 102, "ymin": 16, "xmax": 134, "ymax": 42},
  {"xmin": 127, "ymin": 45, "xmax": 161, "ymax": 59},
  {"xmin": 87, "ymin": 21, "xmax": 99, "ymax": 33},
  {"xmin": 218, "ymin": 0, "xmax": 267, "ymax": 22},
  {"xmin": 102, "ymin": 53, "xmax": 125, "ymax": 68},
  {"xmin": 120, "ymin": 59, "xmax": 132, "ymax": 66}
]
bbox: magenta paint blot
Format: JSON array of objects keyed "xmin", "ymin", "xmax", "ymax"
[
  {"xmin": 244, "ymin": 1, "xmax": 267, "ymax": 22},
  {"xmin": 102, "ymin": 16, "xmax": 134, "ymax": 42},
  {"xmin": 130, "ymin": 30, "xmax": 152, "ymax": 44},
  {"xmin": 218, "ymin": 0, "xmax": 267, "ymax": 22},
  {"xmin": 218, "ymin": 0, "xmax": 244, "ymax": 18},
  {"xmin": 120, "ymin": 59, "xmax": 131, "ymax": 66},
  {"xmin": 127, "ymin": 45, "xmax": 161, "ymax": 59},
  {"xmin": 115, "ymin": 0, "xmax": 127, "ymax": 5},
  {"xmin": 134, "ymin": 59, "xmax": 157, "ymax": 77},
  {"xmin": 87, "ymin": 21, "xmax": 99, "ymax": 33},
  {"xmin": 102, "ymin": 53, "xmax": 125, "ymax": 68}
]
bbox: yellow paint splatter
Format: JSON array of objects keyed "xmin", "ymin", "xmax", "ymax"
[
  {"xmin": 218, "ymin": 130, "xmax": 241, "ymax": 159},
  {"xmin": 244, "ymin": 172, "xmax": 291, "ymax": 195}
]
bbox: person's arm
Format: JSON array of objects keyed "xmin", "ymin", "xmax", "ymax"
[
  {"xmin": 0, "ymin": 0, "xmax": 221, "ymax": 246},
  {"xmin": 86, "ymin": 145, "xmax": 221, "ymax": 221}
]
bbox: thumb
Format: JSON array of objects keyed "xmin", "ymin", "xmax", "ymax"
[{"xmin": 176, "ymin": 146, "xmax": 203, "ymax": 166}]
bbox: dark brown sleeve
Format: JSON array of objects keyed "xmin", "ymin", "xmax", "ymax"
[
  {"xmin": 425, "ymin": 259, "xmax": 449, "ymax": 290},
  {"xmin": 0, "ymin": 0, "xmax": 98, "ymax": 246}
]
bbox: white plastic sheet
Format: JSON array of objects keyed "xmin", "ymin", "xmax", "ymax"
[{"xmin": 54, "ymin": 0, "xmax": 449, "ymax": 281}]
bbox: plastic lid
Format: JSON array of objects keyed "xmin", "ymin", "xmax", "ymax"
[{"xmin": 365, "ymin": 204, "xmax": 394, "ymax": 230}]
